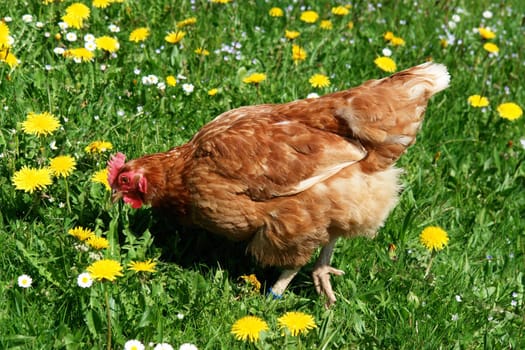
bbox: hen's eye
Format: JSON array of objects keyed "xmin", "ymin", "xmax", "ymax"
[{"xmin": 121, "ymin": 176, "xmax": 129, "ymax": 184}]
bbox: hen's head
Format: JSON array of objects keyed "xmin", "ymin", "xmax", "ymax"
[{"xmin": 107, "ymin": 152, "xmax": 148, "ymax": 209}]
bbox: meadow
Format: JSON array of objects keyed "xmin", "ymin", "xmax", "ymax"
[{"xmin": 1, "ymin": 0, "xmax": 524, "ymax": 349}]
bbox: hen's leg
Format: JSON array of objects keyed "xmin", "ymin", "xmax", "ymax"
[
  {"xmin": 269, "ymin": 268, "xmax": 300, "ymax": 298},
  {"xmin": 312, "ymin": 237, "xmax": 344, "ymax": 306}
]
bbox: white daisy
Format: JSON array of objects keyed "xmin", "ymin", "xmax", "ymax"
[
  {"xmin": 22, "ymin": 14, "xmax": 33, "ymax": 23},
  {"xmin": 77, "ymin": 272, "xmax": 93, "ymax": 288},
  {"xmin": 17, "ymin": 274, "xmax": 32, "ymax": 288},
  {"xmin": 124, "ymin": 340, "xmax": 145, "ymax": 350},
  {"xmin": 179, "ymin": 344, "xmax": 198, "ymax": 350},
  {"xmin": 154, "ymin": 343, "xmax": 174, "ymax": 350},
  {"xmin": 182, "ymin": 83, "xmax": 194, "ymax": 94},
  {"xmin": 65, "ymin": 32, "xmax": 77, "ymax": 42}
]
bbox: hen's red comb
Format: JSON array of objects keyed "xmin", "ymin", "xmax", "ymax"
[{"xmin": 107, "ymin": 152, "xmax": 126, "ymax": 187}]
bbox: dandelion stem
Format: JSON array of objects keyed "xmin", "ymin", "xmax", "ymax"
[
  {"xmin": 104, "ymin": 286, "xmax": 112, "ymax": 350},
  {"xmin": 424, "ymin": 251, "xmax": 436, "ymax": 279},
  {"xmin": 64, "ymin": 178, "xmax": 71, "ymax": 213}
]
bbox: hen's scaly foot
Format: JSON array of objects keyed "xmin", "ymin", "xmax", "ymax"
[{"xmin": 312, "ymin": 265, "xmax": 345, "ymax": 307}]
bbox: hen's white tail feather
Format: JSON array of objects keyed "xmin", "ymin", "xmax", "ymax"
[{"xmin": 414, "ymin": 62, "xmax": 450, "ymax": 95}]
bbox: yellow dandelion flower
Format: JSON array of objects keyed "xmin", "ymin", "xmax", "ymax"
[
  {"xmin": 22, "ymin": 112, "xmax": 61, "ymax": 136},
  {"xmin": 383, "ymin": 31, "xmax": 394, "ymax": 41},
  {"xmin": 64, "ymin": 48, "xmax": 94, "ymax": 62},
  {"xmin": 277, "ymin": 311, "xmax": 317, "ymax": 336},
  {"xmin": 195, "ymin": 47, "xmax": 210, "ymax": 56},
  {"xmin": 208, "ymin": 88, "xmax": 218, "ymax": 96},
  {"xmin": 240, "ymin": 274, "xmax": 261, "ymax": 293},
  {"xmin": 0, "ymin": 48, "xmax": 19, "ymax": 68},
  {"xmin": 320, "ymin": 20, "xmax": 333, "ymax": 30},
  {"xmin": 12, "ymin": 166, "xmax": 53, "ymax": 193},
  {"xmin": 68, "ymin": 226, "xmax": 95, "ymax": 241},
  {"xmin": 332, "ymin": 6, "xmax": 349, "ymax": 16},
  {"xmin": 347, "ymin": 21, "xmax": 354, "ymax": 30},
  {"xmin": 292, "ymin": 44, "xmax": 306, "ymax": 64},
  {"xmin": 285, "ymin": 30, "xmax": 300, "ymax": 40},
  {"xmin": 497, "ymin": 102, "xmax": 523, "ymax": 121},
  {"xmin": 390, "ymin": 36, "xmax": 405, "ymax": 46},
  {"xmin": 374, "ymin": 56, "xmax": 397, "ymax": 73},
  {"xmin": 128, "ymin": 259, "xmax": 157, "ymax": 273},
  {"xmin": 50, "ymin": 155, "xmax": 76, "ymax": 178},
  {"xmin": 300, "ymin": 10, "xmax": 319, "ymax": 23},
  {"xmin": 165, "ymin": 31, "xmax": 186, "ymax": 44},
  {"xmin": 86, "ymin": 235, "xmax": 109, "ymax": 250},
  {"xmin": 177, "ymin": 17, "xmax": 197, "ymax": 28},
  {"xmin": 483, "ymin": 42, "xmax": 499, "ymax": 54},
  {"xmin": 95, "ymin": 36, "xmax": 119, "ymax": 53},
  {"xmin": 467, "ymin": 95, "xmax": 489, "ymax": 108},
  {"xmin": 93, "ymin": 0, "xmax": 111, "ymax": 8},
  {"xmin": 86, "ymin": 259, "xmax": 123, "ymax": 282},
  {"xmin": 91, "ymin": 169, "xmax": 111, "ymax": 190},
  {"xmin": 440, "ymin": 38, "xmax": 448, "ymax": 48},
  {"xmin": 478, "ymin": 27, "xmax": 496, "ymax": 40},
  {"xmin": 243, "ymin": 73, "xmax": 266, "ymax": 84},
  {"xmin": 210, "ymin": 0, "xmax": 232, "ymax": 3},
  {"xmin": 166, "ymin": 75, "xmax": 177, "ymax": 87},
  {"xmin": 309, "ymin": 73, "xmax": 330, "ymax": 88},
  {"xmin": 85, "ymin": 140, "xmax": 113, "ymax": 153},
  {"xmin": 0, "ymin": 22, "xmax": 10, "ymax": 48},
  {"xmin": 231, "ymin": 316, "xmax": 268, "ymax": 342},
  {"xmin": 129, "ymin": 27, "xmax": 150, "ymax": 43},
  {"xmin": 62, "ymin": 3, "xmax": 90, "ymax": 29},
  {"xmin": 420, "ymin": 226, "xmax": 449, "ymax": 251},
  {"xmin": 269, "ymin": 7, "xmax": 284, "ymax": 17}
]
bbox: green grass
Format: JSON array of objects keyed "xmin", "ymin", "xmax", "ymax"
[{"xmin": 1, "ymin": 0, "xmax": 524, "ymax": 349}]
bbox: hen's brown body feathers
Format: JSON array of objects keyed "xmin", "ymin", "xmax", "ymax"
[{"xmin": 110, "ymin": 62, "xmax": 449, "ymax": 305}]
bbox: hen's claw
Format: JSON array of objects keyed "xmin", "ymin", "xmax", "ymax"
[{"xmin": 312, "ymin": 265, "xmax": 345, "ymax": 307}]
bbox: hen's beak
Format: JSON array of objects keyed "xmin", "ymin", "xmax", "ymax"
[{"xmin": 111, "ymin": 189, "xmax": 123, "ymax": 203}]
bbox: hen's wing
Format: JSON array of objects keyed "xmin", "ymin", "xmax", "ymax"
[{"xmin": 187, "ymin": 107, "xmax": 366, "ymax": 202}]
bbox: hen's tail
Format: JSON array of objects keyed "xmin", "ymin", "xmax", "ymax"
[{"xmin": 339, "ymin": 62, "xmax": 450, "ymax": 171}]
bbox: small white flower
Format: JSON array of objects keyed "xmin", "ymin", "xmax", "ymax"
[
  {"xmin": 157, "ymin": 82, "xmax": 166, "ymax": 90},
  {"xmin": 177, "ymin": 74, "xmax": 187, "ymax": 80},
  {"xmin": 58, "ymin": 21, "xmax": 69, "ymax": 30},
  {"xmin": 36, "ymin": 21, "xmax": 44, "ymax": 28},
  {"xmin": 306, "ymin": 92, "xmax": 320, "ymax": 99},
  {"xmin": 455, "ymin": 295, "xmax": 462, "ymax": 302},
  {"xmin": 176, "ymin": 313, "xmax": 184, "ymax": 320},
  {"xmin": 84, "ymin": 33, "xmax": 95, "ymax": 43},
  {"xmin": 100, "ymin": 64, "xmax": 107, "ymax": 71},
  {"xmin": 44, "ymin": 32, "xmax": 51, "ymax": 38},
  {"xmin": 85, "ymin": 41, "xmax": 97, "ymax": 51},
  {"xmin": 117, "ymin": 110, "xmax": 125, "ymax": 117},
  {"xmin": 7, "ymin": 35, "xmax": 15, "ymax": 46},
  {"xmin": 65, "ymin": 32, "xmax": 77, "ymax": 42},
  {"xmin": 22, "ymin": 14, "xmax": 33, "ymax": 23},
  {"xmin": 17, "ymin": 274, "xmax": 32, "ymax": 288},
  {"xmin": 134, "ymin": 68, "xmax": 141, "ymax": 75},
  {"xmin": 448, "ymin": 21, "xmax": 457, "ymax": 29},
  {"xmin": 179, "ymin": 344, "xmax": 198, "ymax": 350},
  {"xmin": 45, "ymin": 65, "xmax": 52, "ymax": 71},
  {"xmin": 108, "ymin": 24, "xmax": 120, "ymax": 33},
  {"xmin": 182, "ymin": 83, "xmax": 194, "ymax": 94},
  {"xmin": 513, "ymin": 292, "xmax": 519, "ymax": 298},
  {"xmin": 451, "ymin": 313, "xmax": 459, "ymax": 321},
  {"xmin": 154, "ymin": 343, "xmax": 174, "ymax": 350},
  {"xmin": 148, "ymin": 74, "xmax": 159, "ymax": 85},
  {"xmin": 49, "ymin": 140, "xmax": 58, "ymax": 150},
  {"xmin": 73, "ymin": 57, "xmax": 82, "ymax": 64},
  {"xmin": 4, "ymin": 16, "xmax": 12, "ymax": 22},
  {"xmin": 452, "ymin": 14, "xmax": 461, "ymax": 22},
  {"xmin": 382, "ymin": 47, "xmax": 392, "ymax": 57},
  {"xmin": 482, "ymin": 10, "xmax": 493, "ymax": 19},
  {"xmin": 77, "ymin": 272, "xmax": 93, "ymax": 288},
  {"xmin": 124, "ymin": 340, "xmax": 145, "ymax": 350},
  {"xmin": 53, "ymin": 47, "xmax": 65, "ymax": 55},
  {"xmin": 511, "ymin": 300, "xmax": 518, "ymax": 307}
]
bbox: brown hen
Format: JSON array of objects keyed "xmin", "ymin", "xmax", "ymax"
[{"xmin": 108, "ymin": 62, "xmax": 450, "ymax": 305}]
